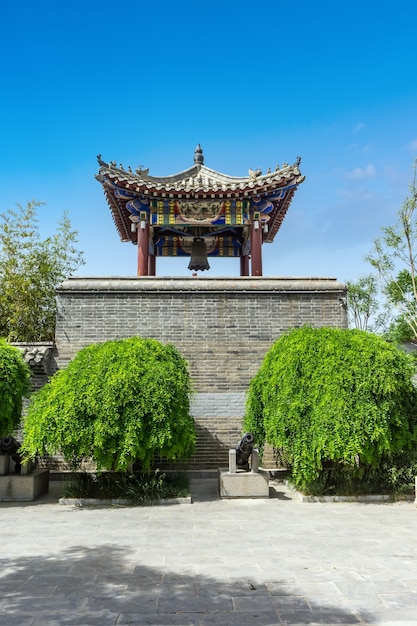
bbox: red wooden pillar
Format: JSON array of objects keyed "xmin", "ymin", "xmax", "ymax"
[
  {"xmin": 250, "ymin": 221, "xmax": 263, "ymax": 276},
  {"xmin": 148, "ymin": 253, "xmax": 156, "ymax": 276},
  {"xmin": 137, "ymin": 222, "xmax": 149, "ymax": 276},
  {"xmin": 240, "ymin": 255, "xmax": 249, "ymax": 276}
]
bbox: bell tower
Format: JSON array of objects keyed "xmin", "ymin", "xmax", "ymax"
[{"xmin": 96, "ymin": 147, "xmax": 305, "ymax": 276}]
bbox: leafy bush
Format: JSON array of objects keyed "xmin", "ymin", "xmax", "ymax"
[
  {"xmin": 243, "ymin": 327, "xmax": 417, "ymax": 493},
  {"xmin": 0, "ymin": 339, "xmax": 31, "ymax": 437},
  {"xmin": 62, "ymin": 470, "xmax": 190, "ymax": 504},
  {"xmin": 21, "ymin": 337, "xmax": 195, "ymax": 471}
]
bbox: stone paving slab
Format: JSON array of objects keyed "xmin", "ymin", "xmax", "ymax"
[{"xmin": 0, "ymin": 480, "xmax": 417, "ymax": 625}]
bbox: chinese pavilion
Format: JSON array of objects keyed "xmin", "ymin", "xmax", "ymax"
[{"xmin": 96, "ymin": 146, "xmax": 305, "ymax": 276}]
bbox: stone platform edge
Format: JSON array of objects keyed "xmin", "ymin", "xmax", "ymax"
[
  {"xmin": 59, "ymin": 496, "xmax": 192, "ymax": 507},
  {"xmin": 285, "ymin": 480, "xmax": 416, "ymax": 503},
  {"xmin": 58, "ymin": 276, "xmax": 345, "ymax": 293}
]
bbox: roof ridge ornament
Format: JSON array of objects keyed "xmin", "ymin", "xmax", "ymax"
[
  {"xmin": 194, "ymin": 144, "xmax": 204, "ymax": 165},
  {"xmin": 135, "ymin": 165, "xmax": 149, "ymax": 177},
  {"xmin": 249, "ymin": 168, "xmax": 262, "ymax": 181}
]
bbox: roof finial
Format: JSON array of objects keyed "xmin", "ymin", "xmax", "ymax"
[{"xmin": 194, "ymin": 144, "xmax": 204, "ymax": 165}]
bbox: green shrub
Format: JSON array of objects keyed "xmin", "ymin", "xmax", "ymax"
[
  {"xmin": 0, "ymin": 339, "xmax": 31, "ymax": 437},
  {"xmin": 21, "ymin": 337, "xmax": 195, "ymax": 471},
  {"xmin": 243, "ymin": 327, "xmax": 417, "ymax": 493}
]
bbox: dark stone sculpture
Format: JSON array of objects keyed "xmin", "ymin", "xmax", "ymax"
[{"xmin": 236, "ymin": 433, "xmax": 255, "ymax": 471}]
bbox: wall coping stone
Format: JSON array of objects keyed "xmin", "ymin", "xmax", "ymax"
[
  {"xmin": 58, "ymin": 276, "xmax": 346, "ymax": 294},
  {"xmin": 12, "ymin": 342, "xmax": 54, "ymax": 372}
]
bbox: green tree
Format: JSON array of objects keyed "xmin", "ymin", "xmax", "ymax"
[
  {"xmin": 385, "ymin": 311, "xmax": 416, "ymax": 344},
  {"xmin": 0, "ymin": 340, "xmax": 31, "ymax": 437},
  {"xmin": 243, "ymin": 327, "xmax": 417, "ymax": 493},
  {"xmin": 346, "ymin": 274, "xmax": 383, "ymax": 331},
  {"xmin": 0, "ymin": 201, "xmax": 84, "ymax": 341},
  {"xmin": 367, "ymin": 160, "xmax": 417, "ymax": 340},
  {"xmin": 21, "ymin": 337, "xmax": 195, "ymax": 471}
]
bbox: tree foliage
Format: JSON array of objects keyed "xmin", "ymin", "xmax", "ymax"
[
  {"xmin": 367, "ymin": 160, "xmax": 417, "ymax": 340},
  {"xmin": 0, "ymin": 201, "xmax": 84, "ymax": 341},
  {"xmin": 346, "ymin": 274, "xmax": 384, "ymax": 332},
  {"xmin": 0, "ymin": 340, "xmax": 31, "ymax": 437},
  {"xmin": 243, "ymin": 327, "xmax": 417, "ymax": 492},
  {"xmin": 21, "ymin": 337, "xmax": 195, "ymax": 471}
]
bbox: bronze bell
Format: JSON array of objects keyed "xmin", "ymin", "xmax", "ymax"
[{"xmin": 188, "ymin": 237, "xmax": 210, "ymax": 271}]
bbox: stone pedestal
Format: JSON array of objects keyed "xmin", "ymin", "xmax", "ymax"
[
  {"xmin": 0, "ymin": 470, "xmax": 49, "ymax": 501},
  {"xmin": 20, "ymin": 459, "xmax": 35, "ymax": 476},
  {"xmin": 0, "ymin": 454, "xmax": 10, "ymax": 475},
  {"xmin": 219, "ymin": 446, "xmax": 269, "ymax": 498},
  {"xmin": 218, "ymin": 468, "xmax": 269, "ymax": 498}
]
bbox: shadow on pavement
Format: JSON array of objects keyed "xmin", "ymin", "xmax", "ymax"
[{"xmin": 0, "ymin": 544, "xmax": 370, "ymax": 625}]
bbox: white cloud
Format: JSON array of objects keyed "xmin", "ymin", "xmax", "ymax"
[
  {"xmin": 353, "ymin": 122, "xmax": 366, "ymax": 134},
  {"xmin": 344, "ymin": 164, "xmax": 376, "ymax": 180},
  {"xmin": 362, "ymin": 142, "xmax": 377, "ymax": 153},
  {"xmin": 336, "ymin": 186, "xmax": 375, "ymax": 201}
]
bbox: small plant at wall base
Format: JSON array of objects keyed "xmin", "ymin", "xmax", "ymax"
[
  {"xmin": 62, "ymin": 470, "xmax": 190, "ymax": 504},
  {"xmin": 21, "ymin": 337, "xmax": 195, "ymax": 471},
  {"xmin": 243, "ymin": 326, "xmax": 417, "ymax": 495},
  {"xmin": 0, "ymin": 340, "xmax": 31, "ymax": 437}
]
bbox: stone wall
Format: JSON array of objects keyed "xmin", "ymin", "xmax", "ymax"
[{"xmin": 54, "ymin": 277, "xmax": 347, "ymax": 469}]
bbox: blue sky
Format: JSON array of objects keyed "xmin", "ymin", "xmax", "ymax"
[{"xmin": 1, "ymin": 0, "xmax": 417, "ymax": 282}]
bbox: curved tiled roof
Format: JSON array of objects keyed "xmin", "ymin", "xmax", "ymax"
[
  {"xmin": 96, "ymin": 150, "xmax": 304, "ymax": 197},
  {"xmin": 95, "ymin": 146, "xmax": 305, "ymax": 251}
]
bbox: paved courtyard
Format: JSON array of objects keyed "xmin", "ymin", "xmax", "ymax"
[{"xmin": 1, "ymin": 479, "xmax": 417, "ymax": 625}]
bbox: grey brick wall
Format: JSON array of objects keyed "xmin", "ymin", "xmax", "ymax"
[{"xmin": 53, "ymin": 277, "xmax": 347, "ymax": 469}]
